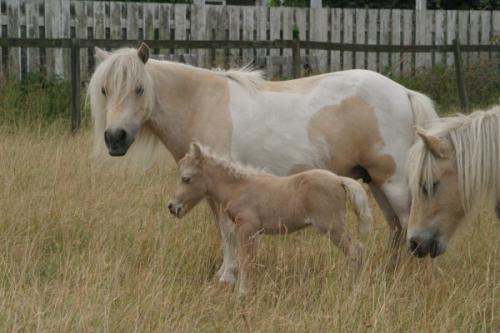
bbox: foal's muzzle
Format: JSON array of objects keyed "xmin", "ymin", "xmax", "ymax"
[
  {"xmin": 408, "ymin": 234, "xmax": 444, "ymax": 258},
  {"xmin": 104, "ymin": 128, "xmax": 134, "ymax": 156}
]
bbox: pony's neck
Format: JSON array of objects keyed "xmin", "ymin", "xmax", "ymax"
[
  {"xmin": 145, "ymin": 61, "xmax": 229, "ymax": 161},
  {"xmin": 202, "ymin": 160, "xmax": 247, "ymax": 205}
]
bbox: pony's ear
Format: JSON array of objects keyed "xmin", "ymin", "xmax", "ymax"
[
  {"xmin": 190, "ymin": 143, "xmax": 203, "ymax": 160},
  {"xmin": 415, "ymin": 127, "xmax": 450, "ymax": 158},
  {"xmin": 95, "ymin": 47, "xmax": 110, "ymax": 63},
  {"xmin": 137, "ymin": 42, "xmax": 150, "ymax": 64}
]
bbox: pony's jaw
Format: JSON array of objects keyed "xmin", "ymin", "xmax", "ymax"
[{"xmin": 104, "ymin": 127, "xmax": 136, "ymax": 156}]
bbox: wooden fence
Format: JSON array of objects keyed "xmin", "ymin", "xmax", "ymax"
[{"xmin": 0, "ymin": 0, "xmax": 499, "ymax": 80}]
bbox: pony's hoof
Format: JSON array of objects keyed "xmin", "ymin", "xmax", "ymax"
[{"xmin": 219, "ymin": 273, "xmax": 236, "ymax": 284}]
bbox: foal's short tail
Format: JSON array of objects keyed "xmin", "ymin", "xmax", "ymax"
[
  {"xmin": 406, "ymin": 89, "xmax": 439, "ymax": 132},
  {"xmin": 341, "ymin": 178, "xmax": 373, "ymax": 238}
]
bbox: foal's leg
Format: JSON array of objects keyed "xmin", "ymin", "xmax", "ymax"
[
  {"xmin": 207, "ymin": 198, "xmax": 238, "ymax": 283},
  {"xmin": 236, "ymin": 222, "xmax": 258, "ymax": 296}
]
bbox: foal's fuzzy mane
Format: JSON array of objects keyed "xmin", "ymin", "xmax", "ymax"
[
  {"xmin": 88, "ymin": 47, "xmax": 263, "ymax": 171},
  {"xmin": 407, "ymin": 104, "xmax": 500, "ymax": 211},
  {"xmin": 196, "ymin": 144, "xmax": 269, "ymax": 180}
]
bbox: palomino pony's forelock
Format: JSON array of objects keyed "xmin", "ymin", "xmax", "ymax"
[
  {"xmin": 194, "ymin": 143, "xmax": 269, "ymax": 180},
  {"xmin": 408, "ymin": 105, "xmax": 500, "ymax": 212}
]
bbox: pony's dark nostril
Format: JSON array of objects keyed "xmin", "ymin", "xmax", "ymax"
[
  {"xmin": 117, "ymin": 129, "xmax": 127, "ymax": 141},
  {"xmin": 409, "ymin": 239, "xmax": 419, "ymax": 252},
  {"xmin": 104, "ymin": 130, "xmax": 111, "ymax": 145},
  {"xmin": 168, "ymin": 203, "xmax": 173, "ymax": 210}
]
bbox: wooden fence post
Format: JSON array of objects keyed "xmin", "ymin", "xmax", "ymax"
[
  {"xmin": 453, "ymin": 38, "xmax": 469, "ymax": 112},
  {"xmin": 70, "ymin": 38, "xmax": 81, "ymax": 132},
  {"xmin": 292, "ymin": 37, "xmax": 300, "ymax": 79}
]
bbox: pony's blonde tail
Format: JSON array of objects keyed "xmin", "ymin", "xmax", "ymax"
[
  {"xmin": 342, "ymin": 178, "xmax": 373, "ymax": 238},
  {"xmin": 406, "ymin": 89, "xmax": 439, "ymax": 132}
]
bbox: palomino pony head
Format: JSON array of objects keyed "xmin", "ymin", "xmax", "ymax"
[
  {"xmin": 88, "ymin": 43, "xmax": 155, "ymax": 157},
  {"xmin": 407, "ymin": 106, "xmax": 500, "ymax": 258},
  {"xmin": 168, "ymin": 143, "xmax": 208, "ymax": 218}
]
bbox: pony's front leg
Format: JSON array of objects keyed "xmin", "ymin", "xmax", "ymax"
[{"xmin": 207, "ymin": 198, "xmax": 238, "ymax": 283}]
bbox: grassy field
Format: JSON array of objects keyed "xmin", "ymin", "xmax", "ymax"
[{"xmin": 0, "ymin": 123, "xmax": 498, "ymax": 332}]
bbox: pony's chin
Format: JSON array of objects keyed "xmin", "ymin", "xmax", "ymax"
[{"xmin": 108, "ymin": 148, "xmax": 128, "ymax": 156}]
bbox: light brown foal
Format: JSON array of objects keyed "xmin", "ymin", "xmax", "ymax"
[{"xmin": 168, "ymin": 143, "xmax": 373, "ymax": 295}]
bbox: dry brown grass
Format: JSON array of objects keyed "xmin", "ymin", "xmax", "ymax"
[{"xmin": 0, "ymin": 124, "xmax": 498, "ymax": 332}]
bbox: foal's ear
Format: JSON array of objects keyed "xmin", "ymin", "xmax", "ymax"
[
  {"xmin": 95, "ymin": 47, "xmax": 110, "ymax": 63},
  {"xmin": 415, "ymin": 127, "xmax": 450, "ymax": 158},
  {"xmin": 137, "ymin": 42, "xmax": 150, "ymax": 64},
  {"xmin": 190, "ymin": 143, "xmax": 203, "ymax": 160}
]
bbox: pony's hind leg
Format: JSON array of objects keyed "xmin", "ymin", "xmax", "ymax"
[
  {"xmin": 207, "ymin": 199, "xmax": 238, "ymax": 283},
  {"xmin": 311, "ymin": 212, "xmax": 364, "ymax": 271}
]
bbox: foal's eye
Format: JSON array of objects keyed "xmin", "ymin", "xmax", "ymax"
[
  {"xmin": 181, "ymin": 177, "xmax": 191, "ymax": 184},
  {"xmin": 136, "ymin": 86, "xmax": 144, "ymax": 96},
  {"xmin": 101, "ymin": 87, "xmax": 107, "ymax": 96}
]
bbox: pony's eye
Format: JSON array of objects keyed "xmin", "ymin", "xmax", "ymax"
[
  {"xmin": 101, "ymin": 87, "xmax": 107, "ymax": 96},
  {"xmin": 422, "ymin": 181, "xmax": 440, "ymax": 196},
  {"xmin": 181, "ymin": 176, "xmax": 191, "ymax": 184},
  {"xmin": 136, "ymin": 86, "xmax": 144, "ymax": 96}
]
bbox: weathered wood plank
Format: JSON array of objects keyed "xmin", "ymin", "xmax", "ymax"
[
  {"xmin": 7, "ymin": 0, "xmax": 20, "ymax": 79},
  {"xmin": 269, "ymin": 7, "xmax": 281, "ymax": 77},
  {"xmin": 61, "ymin": 0, "xmax": 70, "ymax": 77},
  {"xmin": 354, "ymin": 8, "xmax": 366, "ymax": 69},
  {"xmin": 379, "ymin": 9, "xmax": 390, "ymax": 73},
  {"xmin": 110, "ymin": 2, "xmax": 121, "ymax": 40},
  {"xmin": 127, "ymin": 3, "xmax": 139, "ymax": 40},
  {"xmin": 295, "ymin": 7, "xmax": 307, "ymax": 62},
  {"xmin": 330, "ymin": 8, "xmax": 341, "ymax": 71},
  {"xmin": 228, "ymin": 6, "xmax": 240, "ymax": 68},
  {"xmin": 282, "ymin": 7, "xmax": 293, "ymax": 77},
  {"xmin": 446, "ymin": 10, "xmax": 457, "ymax": 66},
  {"xmin": 391, "ymin": 9, "xmax": 401, "ymax": 75},
  {"xmin": 469, "ymin": 10, "xmax": 480, "ymax": 62},
  {"xmin": 174, "ymin": 4, "xmax": 187, "ymax": 58},
  {"xmin": 241, "ymin": 6, "xmax": 255, "ymax": 68},
  {"xmin": 480, "ymin": 11, "xmax": 491, "ymax": 61},
  {"xmin": 255, "ymin": 5, "xmax": 267, "ymax": 65},
  {"xmin": 26, "ymin": 0, "xmax": 40, "ymax": 74},
  {"xmin": 434, "ymin": 10, "xmax": 445, "ymax": 66},
  {"xmin": 310, "ymin": 7, "xmax": 328, "ymax": 73},
  {"xmin": 402, "ymin": 9, "xmax": 413, "ymax": 74},
  {"xmin": 457, "ymin": 11, "xmax": 469, "ymax": 65},
  {"xmin": 366, "ymin": 9, "xmax": 377, "ymax": 71},
  {"xmin": 191, "ymin": 4, "xmax": 207, "ymax": 67}
]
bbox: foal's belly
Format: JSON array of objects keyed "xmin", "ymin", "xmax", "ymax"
[{"xmin": 261, "ymin": 217, "xmax": 311, "ymax": 235}]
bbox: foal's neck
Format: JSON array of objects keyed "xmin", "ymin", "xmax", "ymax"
[{"xmin": 203, "ymin": 161, "xmax": 248, "ymax": 205}]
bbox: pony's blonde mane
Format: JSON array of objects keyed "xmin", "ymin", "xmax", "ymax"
[
  {"xmin": 408, "ymin": 104, "xmax": 500, "ymax": 211},
  {"xmin": 88, "ymin": 48, "xmax": 263, "ymax": 171},
  {"xmin": 196, "ymin": 144, "xmax": 269, "ymax": 180}
]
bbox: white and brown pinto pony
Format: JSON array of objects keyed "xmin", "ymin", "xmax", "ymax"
[
  {"xmin": 407, "ymin": 105, "xmax": 500, "ymax": 258},
  {"xmin": 168, "ymin": 143, "xmax": 373, "ymax": 295},
  {"xmin": 88, "ymin": 43, "xmax": 437, "ymax": 282}
]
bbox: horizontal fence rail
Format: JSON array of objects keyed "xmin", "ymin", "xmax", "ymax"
[
  {"xmin": 1, "ymin": 38, "xmax": 500, "ymax": 53},
  {"xmin": 1, "ymin": 36, "xmax": 493, "ymax": 132}
]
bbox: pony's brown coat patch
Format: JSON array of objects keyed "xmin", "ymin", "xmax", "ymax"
[
  {"xmin": 308, "ymin": 96, "xmax": 396, "ymax": 185},
  {"xmin": 146, "ymin": 61, "xmax": 232, "ymax": 160}
]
